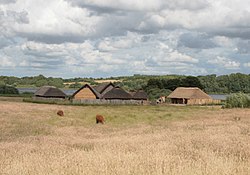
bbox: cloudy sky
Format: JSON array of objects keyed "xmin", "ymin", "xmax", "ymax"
[{"xmin": 0, "ymin": 0, "xmax": 250, "ymax": 78}]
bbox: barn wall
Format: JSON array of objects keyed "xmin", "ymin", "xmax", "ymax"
[
  {"xmin": 187, "ymin": 99, "xmax": 221, "ymax": 105},
  {"xmin": 74, "ymin": 87, "xmax": 97, "ymax": 99},
  {"xmin": 169, "ymin": 98, "xmax": 221, "ymax": 105}
]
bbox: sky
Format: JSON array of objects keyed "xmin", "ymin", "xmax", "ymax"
[{"xmin": 0, "ymin": 0, "xmax": 250, "ymax": 78}]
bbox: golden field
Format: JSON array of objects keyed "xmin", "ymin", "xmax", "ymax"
[{"xmin": 0, "ymin": 100, "xmax": 249, "ymax": 175}]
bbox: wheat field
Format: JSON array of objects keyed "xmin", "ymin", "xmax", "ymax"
[{"xmin": 0, "ymin": 100, "xmax": 249, "ymax": 175}]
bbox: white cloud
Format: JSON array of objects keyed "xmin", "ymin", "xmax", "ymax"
[
  {"xmin": 169, "ymin": 51, "xmax": 198, "ymax": 63},
  {"xmin": 67, "ymin": 0, "xmax": 209, "ymax": 12},
  {"xmin": 98, "ymin": 32, "xmax": 142, "ymax": 51},
  {"xmin": 207, "ymin": 56, "xmax": 240, "ymax": 69},
  {"xmin": 4, "ymin": 0, "xmax": 101, "ymax": 41},
  {"xmin": 0, "ymin": 0, "xmax": 250, "ymax": 77},
  {"xmin": 244, "ymin": 62, "xmax": 250, "ymax": 68},
  {"xmin": 0, "ymin": 56, "xmax": 16, "ymax": 67},
  {"xmin": 154, "ymin": 42, "xmax": 199, "ymax": 64}
]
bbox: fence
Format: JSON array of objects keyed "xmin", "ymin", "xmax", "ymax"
[{"xmin": 72, "ymin": 99, "xmax": 147, "ymax": 105}]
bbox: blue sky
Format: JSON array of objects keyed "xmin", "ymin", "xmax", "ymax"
[{"xmin": 0, "ymin": 0, "xmax": 250, "ymax": 78}]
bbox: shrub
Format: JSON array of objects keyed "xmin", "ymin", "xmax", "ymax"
[
  {"xmin": 147, "ymin": 88, "xmax": 172, "ymax": 100},
  {"xmin": 69, "ymin": 83, "xmax": 82, "ymax": 89},
  {"xmin": 225, "ymin": 92, "xmax": 250, "ymax": 108},
  {"xmin": 0, "ymin": 85, "xmax": 19, "ymax": 94}
]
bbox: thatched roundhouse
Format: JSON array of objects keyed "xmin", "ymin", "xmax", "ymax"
[
  {"xmin": 34, "ymin": 86, "xmax": 66, "ymax": 99},
  {"xmin": 167, "ymin": 87, "xmax": 213, "ymax": 105},
  {"xmin": 72, "ymin": 84, "xmax": 101, "ymax": 99},
  {"xmin": 102, "ymin": 86, "xmax": 132, "ymax": 100}
]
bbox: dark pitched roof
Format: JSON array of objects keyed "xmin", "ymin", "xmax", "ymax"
[
  {"xmin": 102, "ymin": 86, "xmax": 132, "ymax": 100},
  {"xmin": 93, "ymin": 82, "xmax": 114, "ymax": 94},
  {"xmin": 132, "ymin": 90, "xmax": 148, "ymax": 100},
  {"xmin": 72, "ymin": 84, "xmax": 101, "ymax": 99},
  {"xmin": 34, "ymin": 86, "xmax": 66, "ymax": 98},
  {"xmin": 129, "ymin": 90, "xmax": 136, "ymax": 97},
  {"xmin": 167, "ymin": 87, "xmax": 212, "ymax": 99}
]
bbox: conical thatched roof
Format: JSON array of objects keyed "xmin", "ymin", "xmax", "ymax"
[
  {"xmin": 93, "ymin": 82, "xmax": 114, "ymax": 94},
  {"xmin": 72, "ymin": 84, "xmax": 101, "ymax": 99},
  {"xmin": 132, "ymin": 90, "xmax": 148, "ymax": 100},
  {"xmin": 102, "ymin": 86, "xmax": 132, "ymax": 100},
  {"xmin": 35, "ymin": 86, "xmax": 66, "ymax": 98},
  {"xmin": 167, "ymin": 87, "xmax": 212, "ymax": 99}
]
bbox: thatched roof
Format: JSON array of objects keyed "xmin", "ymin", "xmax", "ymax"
[
  {"xmin": 167, "ymin": 87, "xmax": 212, "ymax": 99},
  {"xmin": 93, "ymin": 82, "xmax": 114, "ymax": 94},
  {"xmin": 129, "ymin": 91, "xmax": 136, "ymax": 97},
  {"xmin": 72, "ymin": 84, "xmax": 101, "ymax": 99},
  {"xmin": 132, "ymin": 90, "xmax": 148, "ymax": 100},
  {"xmin": 102, "ymin": 86, "xmax": 132, "ymax": 100},
  {"xmin": 34, "ymin": 86, "xmax": 66, "ymax": 98}
]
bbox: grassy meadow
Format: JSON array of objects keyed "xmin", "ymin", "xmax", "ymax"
[{"xmin": 0, "ymin": 99, "xmax": 249, "ymax": 175}]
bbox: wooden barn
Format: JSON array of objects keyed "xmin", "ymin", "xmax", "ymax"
[
  {"xmin": 72, "ymin": 84, "xmax": 101, "ymax": 100},
  {"xmin": 102, "ymin": 86, "xmax": 132, "ymax": 100},
  {"xmin": 167, "ymin": 87, "xmax": 213, "ymax": 105},
  {"xmin": 34, "ymin": 86, "xmax": 67, "ymax": 99},
  {"xmin": 93, "ymin": 82, "xmax": 114, "ymax": 95}
]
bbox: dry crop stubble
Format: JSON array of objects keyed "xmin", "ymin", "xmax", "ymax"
[{"xmin": 0, "ymin": 101, "xmax": 249, "ymax": 175}]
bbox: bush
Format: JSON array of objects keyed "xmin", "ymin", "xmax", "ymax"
[
  {"xmin": 225, "ymin": 92, "xmax": 250, "ymax": 108},
  {"xmin": 69, "ymin": 83, "xmax": 82, "ymax": 89},
  {"xmin": 147, "ymin": 88, "xmax": 172, "ymax": 100},
  {"xmin": 0, "ymin": 85, "xmax": 19, "ymax": 94}
]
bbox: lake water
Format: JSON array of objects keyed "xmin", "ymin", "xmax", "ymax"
[
  {"xmin": 18, "ymin": 88, "xmax": 229, "ymax": 100},
  {"xmin": 209, "ymin": 94, "xmax": 229, "ymax": 100}
]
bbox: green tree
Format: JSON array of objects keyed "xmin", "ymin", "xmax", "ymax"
[
  {"xmin": 0, "ymin": 85, "xmax": 19, "ymax": 94},
  {"xmin": 35, "ymin": 79, "xmax": 48, "ymax": 87},
  {"xmin": 225, "ymin": 93, "xmax": 250, "ymax": 108},
  {"xmin": 162, "ymin": 78, "xmax": 182, "ymax": 91},
  {"xmin": 180, "ymin": 76, "xmax": 204, "ymax": 89},
  {"xmin": 69, "ymin": 82, "xmax": 82, "ymax": 89}
]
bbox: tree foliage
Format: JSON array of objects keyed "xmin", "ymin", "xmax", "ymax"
[
  {"xmin": 0, "ymin": 75, "xmax": 64, "ymax": 88},
  {"xmin": 198, "ymin": 73, "xmax": 250, "ymax": 93},
  {"xmin": 0, "ymin": 85, "xmax": 19, "ymax": 94},
  {"xmin": 69, "ymin": 82, "xmax": 82, "ymax": 89},
  {"xmin": 225, "ymin": 93, "xmax": 250, "ymax": 108}
]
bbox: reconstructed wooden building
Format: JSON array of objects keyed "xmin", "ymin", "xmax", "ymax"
[
  {"xmin": 72, "ymin": 84, "xmax": 101, "ymax": 99},
  {"xmin": 72, "ymin": 82, "xmax": 148, "ymax": 104},
  {"xmin": 132, "ymin": 90, "xmax": 148, "ymax": 100},
  {"xmin": 167, "ymin": 87, "xmax": 214, "ymax": 105},
  {"xmin": 102, "ymin": 86, "xmax": 132, "ymax": 100},
  {"xmin": 34, "ymin": 86, "xmax": 67, "ymax": 99},
  {"xmin": 93, "ymin": 82, "xmax": 114, "ymax": 95}
]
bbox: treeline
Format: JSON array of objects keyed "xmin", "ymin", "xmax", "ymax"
[
  {"xmin": 1, "ymin": 73, "xmax": 250, "ymax": 95},
  {"xmin": 117, "ymin": 73, "xmax": 250, "ymax": 94},
  {"xmin": 110, "ymin": 73, "xmax": 250, "ymax": 100},
  {"xmin": 142, "ymin": 76, "xmax": 203, "ymax": 100},
  {"xmin": 114, "ymin": 74, "xmax": 185, "ymax": 91},
  {"xmin": 198, "ymin": 73, "xmax": 250, "ymax": 93},
  {"xmin": 0, "ymin": 75, "xmax": 64, "ymax": 88},
  {"xmin": 0, "ymin": 75, "xmax": 99, "ymax": 88}
]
